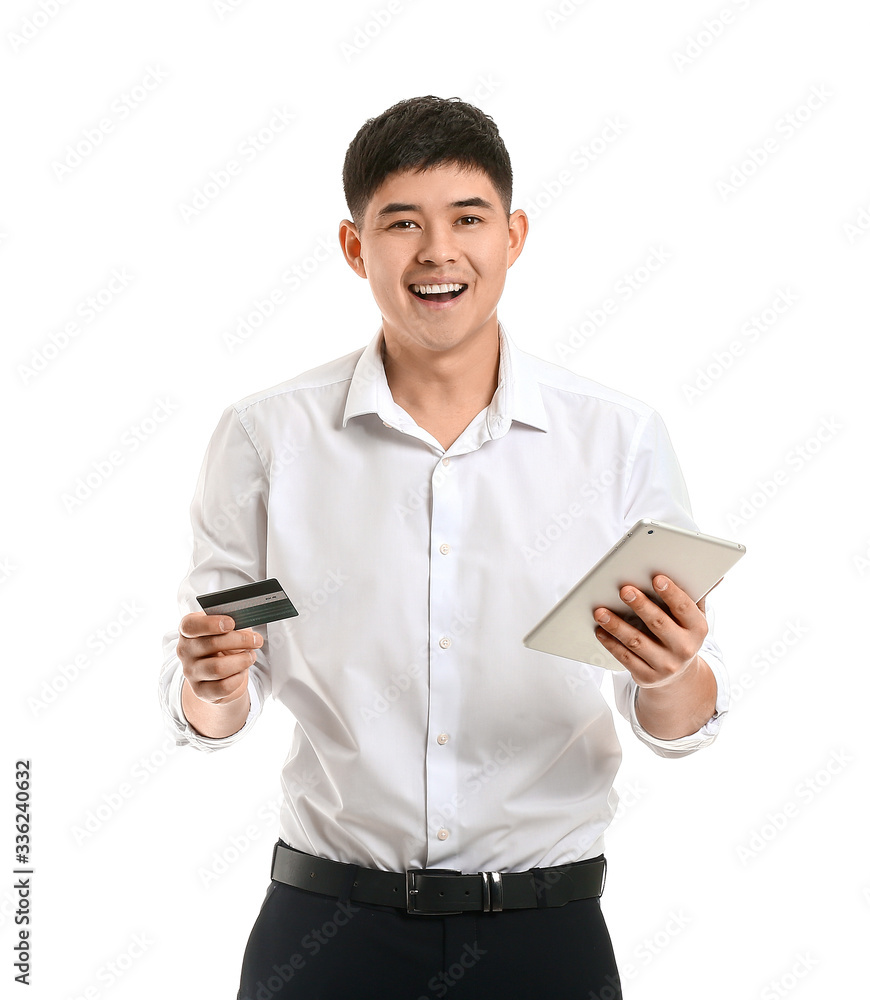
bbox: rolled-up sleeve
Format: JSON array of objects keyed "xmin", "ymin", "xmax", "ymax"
[
  {"xmin": 613, "ymin": 601, "xmax": 730, "ymax": 758},
  {"xmin": 158, "ymin": 403, "xmax": 272, "ymax": 751},
  {"xmin": 158, "ymin": 645, "xmax": 264, "ymax": 751},
  {"xmin": 611, "ymin": 409, "xmax": 731, "ymax": 757}
]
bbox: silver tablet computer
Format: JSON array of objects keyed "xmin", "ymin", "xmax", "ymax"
[{"xmin": 522, "ymin": 519, "xmax": 745, "ymax": 671}]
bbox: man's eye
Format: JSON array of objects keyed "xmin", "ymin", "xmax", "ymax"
[
  {"xmin": 457, "ymin": 216, "xmax": 481, "ymax": 225},
  {"xmin": 389, "ymin": 220, "xmax": 419, "ymax": 229}
]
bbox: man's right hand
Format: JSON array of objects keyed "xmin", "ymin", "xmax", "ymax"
[{"xmin": 176, "ymin": 612, "xmax": 262, "ymax": 736}]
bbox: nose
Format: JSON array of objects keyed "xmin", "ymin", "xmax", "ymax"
[{"xmin": 417, "ymin": 222, "xmax": 458, "ymax": 265}]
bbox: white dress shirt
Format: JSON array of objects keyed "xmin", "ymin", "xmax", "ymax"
[{"xmin": 159, "ymin": 323, "xmax": 728, "ymax": 874}]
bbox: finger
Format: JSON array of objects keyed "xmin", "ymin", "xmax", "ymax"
[
  {"xmin": 593, "ymin": 607, "xmax": 659, "ymax": 667},
  {"xmin": 594, "ymin": 623, "xmax": 657, "ymax": 683},
  {"xmin": 183, "ymin": 646, "xmax": 259, "ymax": 684},
  {"xmin": 617, "ymin": 586, "xmax": 682, "ymax": 645},
  {"xmin": 183, "ymin": 628, "xmax": 262, "ymax": 654},
  {"xmin": 179, "ymin": 611, "xmax": 236, "ymax": 639},
  {"xmin": 651, "ymin": 576, "xmax": 707, "ymax": 632},
  {"xmin": 593, "ymin": 604, "xmax": 687, "ymax": 677},
  {"xmin": 185, "ymin": 662, "xmax": 251, "ymax": 704},
  {"xmin": 179, "ymin": 628, "xmax": 263, "ymax": 667}
]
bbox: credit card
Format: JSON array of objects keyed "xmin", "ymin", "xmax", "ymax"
[{"xmin": 196, "ymin": 578, "xmax": 298, "ymax": 629}]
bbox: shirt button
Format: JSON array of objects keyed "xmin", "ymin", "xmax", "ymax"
[
  {"xmin": 437, "ymin": 828, "xmax": 449, "ymax": 841},
  {"xmin": 436, "ymin": 733, "xmax": 449, "ymax": 745},
  {"xmin": 441, "ymin": 457, "xmax": 450, "ymax": 466},
  {"xmin": 438, "ymin": 637, "xmax": 451, "ymax": 649},
  {"xmin": 439, "ymin": 543, "xmax": 451, "ymax": 555}
]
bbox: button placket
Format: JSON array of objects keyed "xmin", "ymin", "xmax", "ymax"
[{"xmin": 425, "ymin": 453, "xmax": 463, "ymax": 864}]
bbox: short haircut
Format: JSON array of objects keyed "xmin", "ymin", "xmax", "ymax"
[{"xmin": 342, "ymin": 95, "xmax": 513, "ymax": 229}]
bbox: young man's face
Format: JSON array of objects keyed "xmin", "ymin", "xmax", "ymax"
[{"xmin": 340, "ymin": 161, "xmax": 528, "ymax": 358}]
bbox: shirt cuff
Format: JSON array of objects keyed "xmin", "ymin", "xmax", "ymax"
[
  {"xmin": 163, "ymin": 665, "xmax": 261, "ymax": 753},
  {"xmin": 627, "ymin": 651, "xmax": 729, "ymax": 759}
]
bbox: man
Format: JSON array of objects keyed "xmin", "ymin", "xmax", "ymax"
[{"xmin": 160, "ymin": 96, "xmax": 728, "ymax": 998}]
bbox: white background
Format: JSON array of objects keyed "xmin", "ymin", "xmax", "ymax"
[{"xmin": 3, "ymin": 0, "xmax": 869, "ymax": 997}]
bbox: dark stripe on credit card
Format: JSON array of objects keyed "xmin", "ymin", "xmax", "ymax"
[{"xmin": 196, "ymin": 578, "xmax": 298, "ymax": 628}]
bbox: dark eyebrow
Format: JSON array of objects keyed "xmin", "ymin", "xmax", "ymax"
[
  {"xmin": 375, "ymin": 197, "xmax": 495, "ymax": 219},
  {"xmin": 452, "ymin": 197, "xmax": 495, "ymax": 211}
]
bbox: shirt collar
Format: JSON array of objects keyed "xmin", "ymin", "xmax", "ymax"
[{"xmin": 342, "ymin": 322, "xmax": 549, "ymax": 436}]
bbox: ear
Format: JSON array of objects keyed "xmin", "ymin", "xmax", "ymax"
[
  {"xmin": 506, "ymin": 208, "xmax": 529, "ymax": 269},
  {"xmin": 339, "ymin": 220, "xmax": 368, "ymax": 279}
]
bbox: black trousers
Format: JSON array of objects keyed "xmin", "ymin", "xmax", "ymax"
[{"xmin": 237, "ymin": 856, "xmax": 622, "ymax": 999}]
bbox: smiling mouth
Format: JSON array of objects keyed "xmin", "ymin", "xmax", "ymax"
[{"xmin": 410, "ymin": 282, "xmax": 468, "ymax": 302}]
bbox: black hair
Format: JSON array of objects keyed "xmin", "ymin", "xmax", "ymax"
[{"xmin": 342, "ymin": 95, "xmax": 513, "ymax": 229}]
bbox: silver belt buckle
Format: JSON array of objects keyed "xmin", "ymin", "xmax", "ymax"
[
  {"xmin": 480, "ymin": 870, "xmax": 504, "ymax": 913},
  {"xmin": 405, "ymin": 869, "xmax": 462, "ymax": 915}
]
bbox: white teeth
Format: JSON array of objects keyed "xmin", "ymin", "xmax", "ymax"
[{"xmin": 412, "ymin": 282, "xmax": 466, "ymax": 294}]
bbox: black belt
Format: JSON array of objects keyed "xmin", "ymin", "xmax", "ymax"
[{"xmin": 271, "ymin": 842, "xmax": 607, "ymax": 916}]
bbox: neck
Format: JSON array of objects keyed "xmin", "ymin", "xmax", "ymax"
[{"xmin": 382, "ymin": 323, "xmax": 501, "ymax": 416}]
